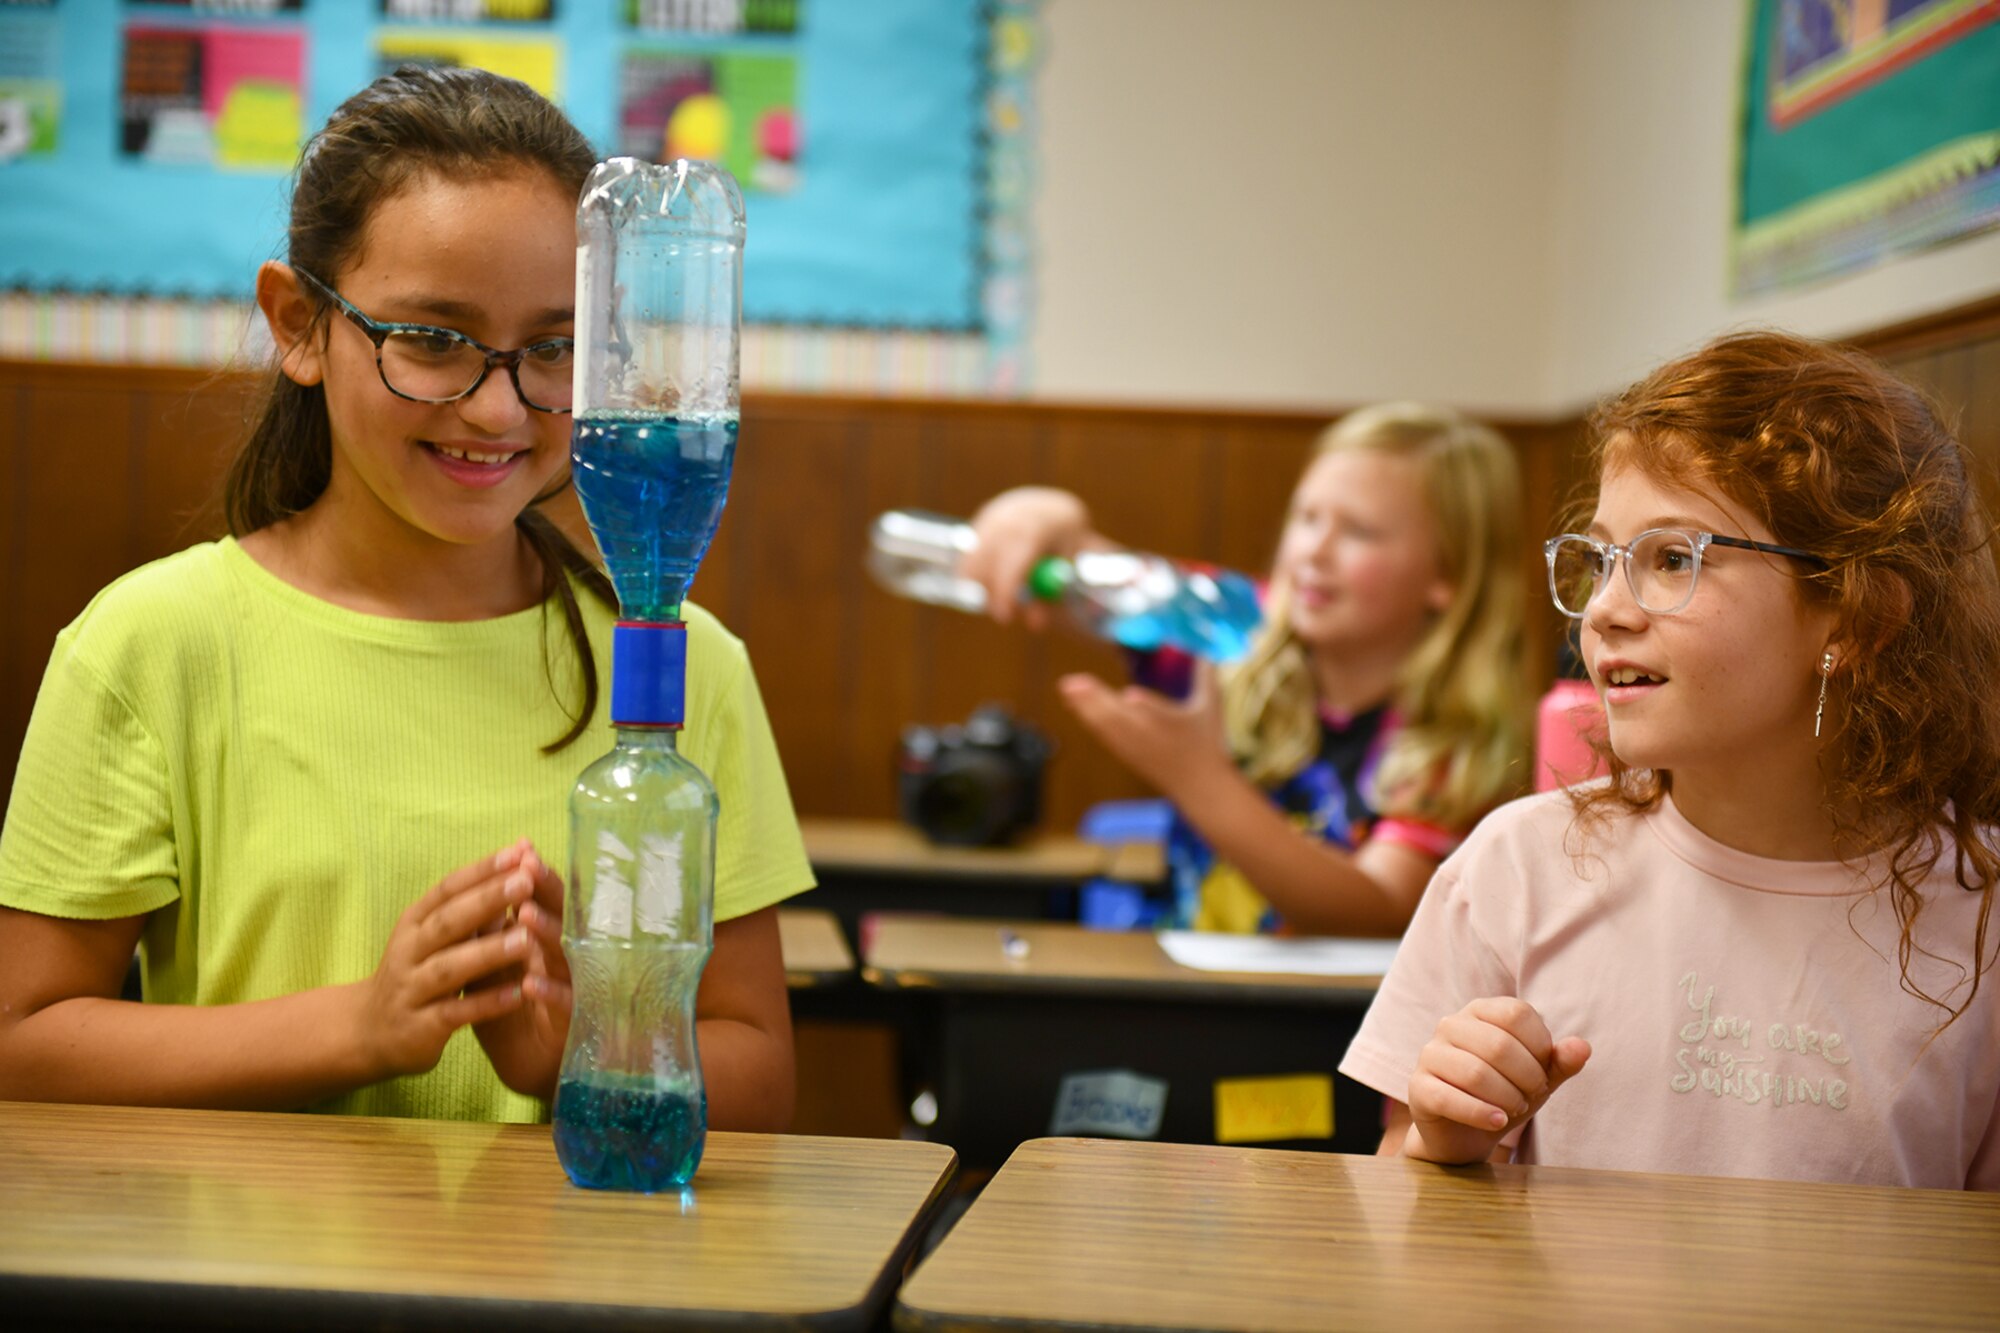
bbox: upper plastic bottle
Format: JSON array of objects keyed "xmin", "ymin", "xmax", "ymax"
[
  {"xmin": 573, "ymin": 157, "xmax": 745, "ymax": 421},
  {"xmin": 571, "ymin": 159, "xmax": 746, "ymax": 620}
]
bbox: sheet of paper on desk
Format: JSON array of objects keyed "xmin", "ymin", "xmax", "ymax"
[{"xmin": 1158, "ymin": 930, "xmax": 1398, "ymax": 977}]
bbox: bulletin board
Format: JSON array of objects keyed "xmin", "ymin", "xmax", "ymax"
[
  {"xmin": 0, "ymin": 0, "xmax": 993, "ymax": 331},
  {"xmin": 1734, "ymin": 0, "xmax": 2000, "ymax": 295}
]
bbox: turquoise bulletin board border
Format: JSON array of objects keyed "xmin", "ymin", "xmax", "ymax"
[
  {"xmin": 0, "ymin": 0, "xmax": 991, "ymax": 331},
  {"xmin": 1734, "ymin": 0, "xmax": 2000, "ymax": 295}
]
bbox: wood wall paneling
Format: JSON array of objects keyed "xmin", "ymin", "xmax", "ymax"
[{"xmin": 6, "ymin": 319, "xmax": 1998, "ymax": 833}]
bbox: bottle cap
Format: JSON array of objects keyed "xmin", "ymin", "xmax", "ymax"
[
  {"xmin": 611, "ymin": 621, "xmax": 686, "ymax": 727},
  {"xmin": 1025, "ymin": 556, "xmax": 1073, "ymax": 602}
]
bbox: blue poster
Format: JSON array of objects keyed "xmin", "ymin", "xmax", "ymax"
[{"xmin": 0, "ymin": 0, "xmax": 986, "ymax": 329}]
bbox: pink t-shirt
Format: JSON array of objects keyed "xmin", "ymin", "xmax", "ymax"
[{"xmin": 1341, "ymin": 788, "xmax": 2000, "ymax": 1190}]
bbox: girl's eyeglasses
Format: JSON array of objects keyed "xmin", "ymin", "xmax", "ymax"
[
  {"xmin": 295, "ymin": 268, "xmax": 574, "ymax": 414},
  {"xmin": 1545, "ymin": 528, "xmax": 1828, "ymax": 619}
]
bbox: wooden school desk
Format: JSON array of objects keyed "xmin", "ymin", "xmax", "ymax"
[
  {"xmin": 777, "ymin": 905, "xmax": 856, "ymax": 988},
  {"xmin": 895, "ymin": 1137, "xmax": 2000, "ymax": 1332},
  {"xmin": 799, "ymin": 817, "xmax": 1165, "ymax": 938},
  {"xmin": 0, "ymin": 1100, "xmax": 955, "ymax": 1331},
  {"xmin": 864, "ymin": 915, "xmax": 1384, "ymax": 1166}
]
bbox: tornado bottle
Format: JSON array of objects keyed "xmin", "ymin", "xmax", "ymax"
[{"xmin": 553, "ymin": 158, "xmax": 744, "ymax": 1192}]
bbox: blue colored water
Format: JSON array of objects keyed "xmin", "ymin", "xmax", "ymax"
[
  {"xmin": 1100, "ymin": 567, "xmax": 1264, "ymax": 662},
  {"xmin": 553, "ymin": 1075, "xmax": 708, "ymax": 1192},
  {"xmin": 572, "ymin": 413, "xmax": 737, "ymax": 621}
]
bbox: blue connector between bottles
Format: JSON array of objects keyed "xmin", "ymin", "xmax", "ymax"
[{"xmin": 610, "ymin": 621, "xmax": 686, "ymax": 727}]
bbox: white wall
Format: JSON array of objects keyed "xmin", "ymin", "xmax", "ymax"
[
  {"xmin": 1029, "ymin": 0, "xmax": 2000, "ymax": 417},
  {"xmin": 1029, "ymin": 0, "xmax": 1565, "ymax": 416}
]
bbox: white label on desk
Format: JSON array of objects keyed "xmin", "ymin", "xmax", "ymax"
[
  {"xmin": 1158, "ymin": 930, "xmax": 1398, "ymax": 977},
  {"xmin": 1049, "ymin": 1070, "xmax": 1168, "ymax": 1139}
]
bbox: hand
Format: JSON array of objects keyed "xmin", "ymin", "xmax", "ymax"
[
  {"xmin": 961, "ymin": 486, "xmax": 1094, "ymax": 629},
  {"xmin": 1057, "ymin": 662, "xmax": 1232, "ymax": 801},
  {"xmin": 1404, "ymin": 996, "xmax": 1591, "ymax": 1165},
  {"xmin": 353, "ymin": 849, "xmax": 539, "ymax": 1082},
  {"xmin": 472, "ymin": 842, "xmax": 574, "ymax": 1098}
]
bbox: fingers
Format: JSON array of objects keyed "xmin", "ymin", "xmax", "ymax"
[
  {"xmin": 414, "ymin": 925, "xmax": 533, "ymax": 1004},
  {"xmin": 418, "ymin": 867, "xmax": 532, "ymax": 959},
  {"xmin": 1415, "ymin": 1032, "xmax": 1535, "ymax": 1130},
  {"xmin": 1415, "ymin": 998, "xmax": 1580, "ymax": 1135},
  {"xmin": 1547, "ymin": 1036, "xmax": 1592, "ymax": 1093},
  {"xmin": 1408, "ymin": 1066, "xmax": 1517, "ymax": 1133},
  {"xmin": 436, "ymin": 980, "xmax": 526, "ymax": 1029}
]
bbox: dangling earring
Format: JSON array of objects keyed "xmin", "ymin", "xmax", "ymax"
[{"xmin": 1813, "ymin": 650, "xmax": 1834, "ymax": 739}]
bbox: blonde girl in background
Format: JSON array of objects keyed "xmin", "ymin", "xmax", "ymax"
[
  {"xmin": 1343, "ymin": 332, "xmax": 2000, "ymax": 1188},
  {"xmin": 965, "ymin": 403, "xmax": 1532, "ymax": 936}
]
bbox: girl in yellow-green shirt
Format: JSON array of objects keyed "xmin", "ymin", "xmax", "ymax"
[{"xmin": 0, "ymin": 66, "xmax": 812, "ymax": 1127}]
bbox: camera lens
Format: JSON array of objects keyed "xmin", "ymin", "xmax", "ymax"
[{"xmin": 911, "ymin": 753, "xmax": 1020, "ymax": 846}]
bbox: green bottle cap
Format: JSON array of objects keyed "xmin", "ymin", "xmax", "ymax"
[{"xmin": 1025, "ymin": 556, "xmax": 1073, "ymax": 602}]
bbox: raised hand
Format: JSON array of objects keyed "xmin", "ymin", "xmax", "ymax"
[
  {"xmin": 352, "ymin": 849, "xmax": 538, "ymax": 1082},
  {"xmin": 961, "ymin": 487, "xmax": 1094, "ymax": 630},
  {"xmin": 1405, "ymin": 996, "xmax": 1591, "ymax": 1165},
  {"xmin": 472, "ymin": 842, "xmax": 574, "ymax": 1098},
  {"xmin": 1056, "ymin": 661, "xmax": 1232, "ymax": 799}
]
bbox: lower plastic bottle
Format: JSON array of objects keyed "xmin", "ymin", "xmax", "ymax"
[{"xmin": 552, "ymin": 623, "xmax": 717, "ymax": 1193}]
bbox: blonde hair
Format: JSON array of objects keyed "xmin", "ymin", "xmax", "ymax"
[{"xmin": 1223, "ymin": 403, "xmax": 1531, "ymax": 829}]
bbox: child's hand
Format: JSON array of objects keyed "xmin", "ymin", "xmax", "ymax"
[
  {"xmin": 353, "ymin": 849, "xmax": 537, "ymax": 1081},
  {"xmin": 1404, "ymin": 996, "xmax": 1590, "ymax": 1165},
  {"xmin": 962, "ymin": 487, "xmax": 1094, "ymax": 630},
  {"xmin": 1058, "ymin": 662, "xmax": 1232, "ymax": 801},
  {"xmin": 471, "ymin": 843, "xmax": 573, "ymax": 1098}
]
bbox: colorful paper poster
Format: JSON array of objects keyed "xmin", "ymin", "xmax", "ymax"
[
  {"xmin": 375, "ymin": 29, "xmax": 559, "ymax": 101},
  {"xmin": 625, "ymin": 0, "xmax": 797, "ymax": 36},
  {"xmin": 0, "ymin": 10, "xmax": 60, "ymax": 161},
  {"xmin": 619, "ymin": 46, "xmax": 797, "ymax": 192},
  {"xmin": 120, "ymin": 23, "xmax": 304, "ymax": 170},
  {"xmin": 129, "ymin": 1, "xmax": 304, "ymax": 12},
  {"xmin": 1771, "ymin": 0, "xmax": 2000, "ymax": 126},
  {"xmin": 379, "ymin": 0, "xmax": 556, "ymax": 22},
  {"xmin": 1735, "ymin": 0, "xmax": 2000, "ymax": 294}
]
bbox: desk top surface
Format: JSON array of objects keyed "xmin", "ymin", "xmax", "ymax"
[
  {"xmin": 800, "ymin": 817, "xmax": 1163, "ymax": 884},
  {"xmin": 0, "ymin": 1100, "xmax": 955, "ymax": 1331},
  {"xmin": 896, "ymin": 1137, "xmax": 2000, "ymax": 1332},
  {"xmin": 776, "ymin": 906, "xmax": 854, "ymax": 986},
  {"xmin": 862, "ymin": 915, "xmax": 1381, "ymax": 1002}
]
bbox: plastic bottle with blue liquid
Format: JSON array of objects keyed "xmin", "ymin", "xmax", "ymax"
[
  {"xmin": 866, "ymin": 509, "xmax": 1266, "ymax": 663},
  {"xmin": 553, "ymin": 157, "xmax": 743, "ymax": 1193}
]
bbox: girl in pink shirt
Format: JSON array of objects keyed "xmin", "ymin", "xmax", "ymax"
[{"xmin": 1342, "ymin": 331, "xmax": 2000, "ymax": 1189}]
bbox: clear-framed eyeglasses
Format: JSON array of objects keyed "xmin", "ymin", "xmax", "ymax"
[
  {"xmin": 294, "ymin": 268, "xmax": 574, "ymax": 414},
  {"xmin": 1544, "ymin": 528, "xmax": 1828, "ymax": 619}
]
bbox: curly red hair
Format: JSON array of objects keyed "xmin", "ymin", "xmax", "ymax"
[{"xmin": 1566, "ymin": 330, "xmax": 1999, "ymax": 1026}]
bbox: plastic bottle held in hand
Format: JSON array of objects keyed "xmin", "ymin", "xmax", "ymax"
[
  {"xmin": 866, "ymin": 509, "xmax": 1266, "ymax": 663},
  {"xmin": 554, "ymin": 646, "xmax": 718, "ymax": 1192}
]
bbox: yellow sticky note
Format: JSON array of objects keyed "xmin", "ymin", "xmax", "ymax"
[{"xmin": 1213, "ymin": 1074, "xmax": 1334, "ymax": 1144}]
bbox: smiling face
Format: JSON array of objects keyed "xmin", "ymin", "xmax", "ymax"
[
  {"xmin": 296, "ymin": 166, "xmax": 578, "ymax": 551},
  {"xmin": 1274, "ymin": 448, "xmax": 1453, "ymax": 657},
  {"xmin": 1580, "ymin": 461, "xmax": 1839, "ymax": 777}
]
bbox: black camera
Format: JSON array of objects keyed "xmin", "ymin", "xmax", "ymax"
[{"xmin": 897, "ymin": 705, "xmax": 1052, "ymax": 847}]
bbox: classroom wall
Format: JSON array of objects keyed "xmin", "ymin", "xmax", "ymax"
[
  {"xmin": 1031, "ymin": 0, "xmax": 2000, "ymax": 416},
  {"xmin": 1028, "ymin": 0, "xmax": 1566, "ymax": 416}
]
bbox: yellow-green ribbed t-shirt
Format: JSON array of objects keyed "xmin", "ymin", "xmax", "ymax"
[{"xmin": 0, "ymin": 538, "xmax": 813, "ymax": 1122}]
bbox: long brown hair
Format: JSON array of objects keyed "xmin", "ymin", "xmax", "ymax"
[
  {"xmin": 222, "ymin": 64, "xmax": 615, "ymax": 751},
  {"xmin": 1569, "ymin": 330, "xmax": 2000, "ymax": 1024}
]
